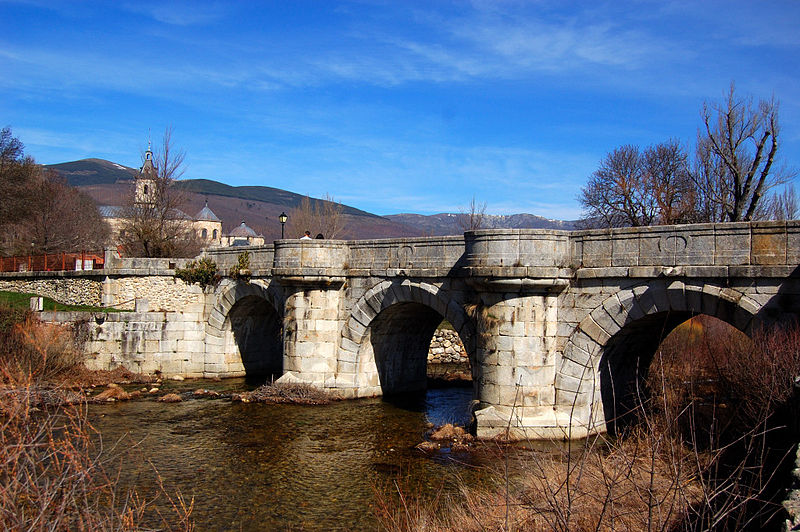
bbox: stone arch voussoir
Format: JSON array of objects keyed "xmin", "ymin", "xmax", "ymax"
[
  {"xmin": 555, "ymin": 280, "xmax": 762, "ymax": 410},
  {"xmin": 338, "ymin": 280, "xmax": 476, "ymax": 372},
  {"xmin": 206, "ymin": 279, "xmax": 284, "ymax": 339}
]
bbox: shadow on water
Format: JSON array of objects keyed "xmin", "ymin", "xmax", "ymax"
[{"xmin": 382, "ymin": 385, "xmax": 473, "ymax": 428}]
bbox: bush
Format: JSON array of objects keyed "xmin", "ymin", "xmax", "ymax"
[
  {"xmin": 375, "ymin": 319, "xmax": 800, "ymax": 531},
  {"xmin": 228, "ymin": 251, "xmax": 251, "ymax": 282},
  {"xmin": 174, "ymin": 257, "xmax": 219, "ymax": 289},
  {"xmin": 0, "ymin": 308, "xmax": 84, "ymax": 384},
  {"xmin": 0, "ymin": 376, "xmax": 194, "ymax": 530}
]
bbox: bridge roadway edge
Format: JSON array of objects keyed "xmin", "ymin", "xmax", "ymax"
[{"xmin": 2, "ymin": 221, "xmax": 799, "ymax": 441}]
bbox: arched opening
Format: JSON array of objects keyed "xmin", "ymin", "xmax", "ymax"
[
  {"xmin": 598, "ymin": 311, "xmax": 800, "ymax": 529},
  {"xmin": 212, "ymin": 229, "xmax": 218, "ymax": 240},
  {"xmin": 600, "ymin": 310, "xmax": 698, "ymax": 433},
  {"xmin": 227, "ymin": 294, "xmax": 283, "ymax": 381},
  {"xmin": 366, "ymin": 302, "xmax": 474, "ymax": 427},
  {"xmin": 600, "ymin": 311, "xmax": 764, "ymax": 433},
  {"xmin": 201, "ymin": 228, "xmax": 208, "ymax": 239}
]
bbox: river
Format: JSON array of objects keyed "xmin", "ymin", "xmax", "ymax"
[{"xmin": 88, "ymin": 378, "xmax": 509, "ymax": 531}]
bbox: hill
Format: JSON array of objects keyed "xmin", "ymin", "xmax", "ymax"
[
  {"xmin": 45, "ymin": 158, "xmax": 576, "ymax": 239},
  {"xmin": 46, "ymin": 158, "xmax": 137, "ymax": 186}
]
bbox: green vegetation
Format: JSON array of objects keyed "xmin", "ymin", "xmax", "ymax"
[
  {"xmin": 0, "ymin": 291, "xmax": 123, "ymax": 313},
  {"xmin": 437, "ymin": 319, "xmax": 455, "ymax": 331},
  {"xmin": 228, "ymin": 251, "xmax": 251, "ymax": 282},
  {"xmin": 174, "ymin": 256, "xmax": 220, "ymax": 289}
]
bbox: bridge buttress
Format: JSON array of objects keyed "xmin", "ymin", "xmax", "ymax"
[
  {"xmin": 467, "ymin": 284, "xmax": 568, "ymax": 440},
  {"xmin": 280, "ymin": 280, "xmax": 345, "ymax": 386}
]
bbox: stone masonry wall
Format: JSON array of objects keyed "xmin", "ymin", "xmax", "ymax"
[
  {"xmin": 428, "ymin": 328, "xmax": 467, "ymax": 364},
  {"xmin": 103, "ymin": 276, "xmax": 204, "ymax": 312},
  {"xmin": 0, "ymin": 277, "xmax": 103, "ymax": 306},
  {"xmin": 42, "ymin": 310, "xmax": 206, "ymax": 377}
]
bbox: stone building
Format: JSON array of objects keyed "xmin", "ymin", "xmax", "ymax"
[
  {"xmin": 99, "ymin": 143, "xmax": 223, "ymax": 248},
  {"xmin": 222, "ymin": 221, "xmax": 265, "ymax": 246}
]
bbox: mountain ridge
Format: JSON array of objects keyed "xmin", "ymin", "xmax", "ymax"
[{"xmin": 45, "ymin": 158, "xmax": 576, "ymax": 239}]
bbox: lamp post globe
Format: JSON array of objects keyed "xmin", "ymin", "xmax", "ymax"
[{"xmin": 279, "ymin": 212, "xmax": 288, "ymax": 239}]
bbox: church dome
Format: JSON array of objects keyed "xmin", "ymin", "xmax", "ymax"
[{"xmin": 228, "ymin": 220, "xmax": 260, "ymax": 238}]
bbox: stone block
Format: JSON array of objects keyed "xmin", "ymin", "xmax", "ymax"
[
  {"xmin": 179, "ymin": 339, "xmax": 205, "ymax": 355},
  {"xmin": 714, "ymin": 223, "xmax": 751, "ymax": 265},
  {"xmin": 666, "ymin": 279, "xmax": 685, "ymax": 311},
  {"xmin": 589, "ymin": 307, "xmax": 619, "ymax": 338},
  {"xmin": 581, "ymin": 237, "xmax": 612, "ymax": 268},
  {"xmin": 554, "ymin": 372, "xmax": 583, "ymax": 394},
  {"xmin": 611, "ymin": 234, "xmax": 640, "ymax": 266},
  {"xmin": 676, "ymin": 227, "xmax": 715, "ymax": 265},
  {"xmin": 683, "ymin": 285, "xmax": 703, "ymax": 314},
  {"xmin": 159, "ymin": 339, "xmax": 178, "ymax": 353},
  {"xmin": 563, "ymin": 342, "xmax": 591, "ymax": 368},
  {"xmin": 578, "ymin": 315, "xmax": 611, "ymax": 344}
]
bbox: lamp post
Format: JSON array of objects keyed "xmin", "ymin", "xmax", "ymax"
[{"xmin": 279, "ymin": 212, "xmax": 287, "ymax": 239}]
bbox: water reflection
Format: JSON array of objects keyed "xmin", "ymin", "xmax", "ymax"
[{"xmin": 89, "ymin": 381, "xmax": 486, "ymax": 531}]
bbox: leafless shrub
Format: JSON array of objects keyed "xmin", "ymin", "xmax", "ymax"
[
  {"xmin": 457, "ymin": 196, "xmax": 487, "ymax": 231},
  {"xmin": 0, "ymin": 312, "xmax": 83, "ymax": 384},
  {"xmin": 286, "ymin": 193, "xmax": 345, "ymax": 239},
  {"xmin": 0, "ymin": 373, "xmax": 194, "ymax": 531},
  {"xmin": 232, "ymin": 381, "xmax": 333, "ymax": 405},
  {"xmin": 375, "ymin": 319, "xmax": 800, "ymax": 531}
]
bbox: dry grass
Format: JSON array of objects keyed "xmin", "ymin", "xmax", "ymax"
[
  {"xmin": 0, "ymin": 306, "xmax": 194, "ymax": 531},
  {"xmin": 375, "ymin": 318, "xmax": 800, "ymax": 531}
]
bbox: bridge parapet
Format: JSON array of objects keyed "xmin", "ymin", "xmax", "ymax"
[
  {"xmin": 570, "ymin": 221, "xmax": 800, "ymax": 280},
  {"xmin": 346, "ymin": 236, "xmax": 465, "ymax": 276},
  {"xmin": 272, "ymin": 240, "xmax": 349, "ymax": 282},
  {"xmin": 464, "ymin": 229, "xmax": 573, "ymax": 281},
  {"xmin": 204, "ymin": 244, "xmax": 275, "ymax": 275}
]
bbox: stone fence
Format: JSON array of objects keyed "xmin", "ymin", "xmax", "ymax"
[
  {"xmin": 0, "ymin": 274, "xmax": 105, "ymax": 307},
  {"xmin": 428, "ymin": 328, "xmax": 467, "ymax": 364}
]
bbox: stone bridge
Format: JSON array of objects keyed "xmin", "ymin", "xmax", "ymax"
[{"xmin": 3, "ymin": 221, "xmax": 799, "ymax": 440}]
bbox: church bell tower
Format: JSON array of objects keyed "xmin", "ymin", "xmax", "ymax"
[{"xmin": 135, "ymin": 140, "xmax": 157, "ymax": 206}]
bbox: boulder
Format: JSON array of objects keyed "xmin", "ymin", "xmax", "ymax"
[
  {"xmin": 95, "ymin": 383, "xmax": 131, "ymax": 402},
  {"xmin": 158, "ymin": 393, "xmax": 183, "ymax": 403}
]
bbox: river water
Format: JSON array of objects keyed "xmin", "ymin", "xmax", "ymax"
[{"xmin": 88, "ymin": 378, "xmax": 510, "ymax": 531}]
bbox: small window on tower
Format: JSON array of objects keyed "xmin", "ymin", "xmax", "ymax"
[
  {"xmin": 212, "ymin": 229, "xmax": 218, "ymax": 239},
  {"xmin": 143, "ymin": 184, "xmax": 149, "ymax": 195},
  {"xmin": 202, "ymin": 228, "xmax": 208, "ymax": 239}
]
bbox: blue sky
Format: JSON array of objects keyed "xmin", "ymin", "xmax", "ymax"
[{"xmin": 2, "ymin": 1, "xmax": 799, "ymax": 219}]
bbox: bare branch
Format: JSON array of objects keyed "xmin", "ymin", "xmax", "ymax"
[{"xmin": 457, "ymin": 196, "xmax": 487, "ymax": 231}]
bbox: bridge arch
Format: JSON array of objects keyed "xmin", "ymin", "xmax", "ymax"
[
  {"xmin": 206, "ymin": 279, "xmax": 285, "ymax": 378},
  {"xmin": 555, "ymin": 280, "xmax": 765, "ymax": 434},
  {"xmin": 338, "ymin": 280, "xmax": 476, "ymax": 395}
]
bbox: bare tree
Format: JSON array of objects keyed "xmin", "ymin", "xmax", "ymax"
[
  {"xmin": 457, "ymin": 195, "xmax": 487, "ymax": 231},
  {"xmin": 694, "ymin": 83, "xmax": 791, "ymax": 222},
  {"xmin": 643, "ymin": 140, "xmax": 697, "ymax": 225},
  {"xmin": 766, "ymin": 184, "xmax": 799, "ymax": 221},
  {"xmin": 286, "ymin": 193, "xmax": 345, "ymax": 239},
  {"xmin": 0, "ymin": 127, "xmax": 38, "ymax": 233},
  {"xmin": 25, "ymin": 173, "xmax": 109, "ymax": 253},
  {"xmin": 579, "ymin": 144, "xmax": 657, "ymax": 227},
  {"xmin": 119, "ymin": 128, "xmax": 201, "ymax": 257},
  {"xmin": 0, "ymin": 127, "xmax": 109, "ymax": 255}
]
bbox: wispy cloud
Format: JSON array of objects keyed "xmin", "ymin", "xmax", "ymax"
[{"xmin": 121, "ymin": 2, "xmax": 228, "ymax": 26}]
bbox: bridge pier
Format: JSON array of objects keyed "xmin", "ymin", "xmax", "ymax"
[
  {"xmin": 469, "ymin": 281, "xmax": 576, "ymax": 439},
  {"xmin": 281, "ymin": 281, "xmax": 344, "ymax": 387}
]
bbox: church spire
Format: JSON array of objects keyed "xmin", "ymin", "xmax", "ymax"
[{"xmin": 136, "ymin": 132, "xmax": 157, "ymax": 205}]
